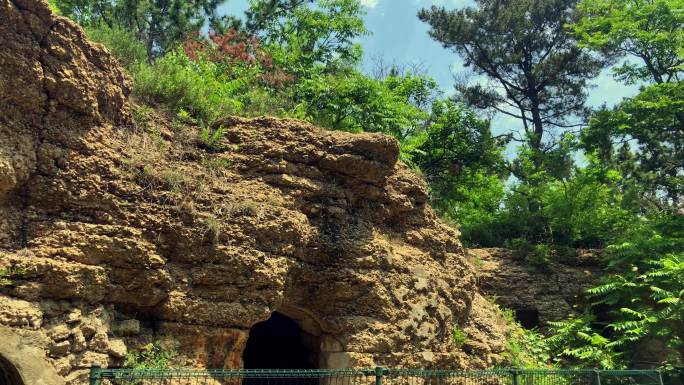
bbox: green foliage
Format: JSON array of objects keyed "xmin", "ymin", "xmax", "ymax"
[
  {"xmin": 132, "ymin": 50, "xmax": 248, "ymax": 123},
  {"xmin": 54, "ymin": 0, "xmax": 224, "ymax": 61},
  {"xmin": 508, "ymin": 238, "xmax": 552, "ymax": 270},
  {"xmin": 237, "ymin": 88, "xmax": 302, "ymax": 118},
  {"xmin": 131, "ymin": 104, "xmax": 155, "ymax": 129},
  {"xmin": 406, "ymin": 100, "xmax": 507, "ymax": 246},
  {"xmin": 505, "ymin": 328, "xmax": 553, "ymax": 368},
  {"xmin": 0, "ymin": 266, "xmax": 26, "ymax": 287},
  {"xmin": 465, "ymin": 151, "xmax": 635, "ymax": 249},
  {"xmin": 85, "ymin": 24, "xmax": 147, "ymax": 68},
  {"xmin": 438, "ymin": 169, "xmax": 506, "ymax": 247},
  {"xmin": 547, "ymin": 215, "xmax": 684, "ymax": 367},
  {"xmin": 199, "ymin": 126, "xmax": 226, "ymax": 151},
  {"xmin": 124, "ymin": 342, "xmax": 176, "ymax": 371},
  {"xmin": 540, "ymin": 160, "xmax": 636, "ymax": 247},
  {"xmin": 581, "ymin": 81, "xmax": 684, "ymax": 208},
  {"xmin": 546, "ymin": 314, "xmax": 623, "ymax": 369},
  {"xmin": 488, "ymin": 301, "xmax": 553, "ymax": 368},
  {"xmin": 412, "ymin": 100, "xmax": 505, "ymax": 197},
  {"xmin": 295, "ymin": 71, "xmax": 433, "ymax": 136},
  {"xmin": 47, "ymin": 0, "xmax": 62, "ymax": 13},
  {"xmin": 244, "ymin": 0, "xmax": 368, "ymax": 75},
  {"xmin": 594, "ymin": 216, "xmax": 684, "ymax": 352},
  {"xmin": 452, "ymin": 327, "xmax": 467, "ymax": 348},
  {"xmin": 418, "ymin": 0, "xmax": 604, "ymax": 157},
  {"xmin": 573, "ymin": 0, "xmax": 684, "ymax": 84}
]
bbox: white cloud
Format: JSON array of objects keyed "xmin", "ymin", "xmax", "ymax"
[{"xmin": 360, "ymin": 0, "xmax": 379, "ymax": 7}]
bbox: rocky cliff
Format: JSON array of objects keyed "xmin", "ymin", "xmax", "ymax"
[
  {"xmin": 0, "ymin": 1, "xmax": 511, "ymax": 384},
  {"xmin": 470, "ymin": 248, "xmax": 602, "ymax": 328}
]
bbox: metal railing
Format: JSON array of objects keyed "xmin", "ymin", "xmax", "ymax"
[{"xmin": 89, "ymin": 366, "xmax": 672, "ymax": 385}]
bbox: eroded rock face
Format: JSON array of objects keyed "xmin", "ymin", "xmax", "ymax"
[
  {"xmin": 471, "ymin": 248, "xmax": 602, "ymax": 327},
  {"xmin": 0, "ymin": 0, "xmax": 130, "ymax": 126},
  {"xmin": 0, "ymin": 1, "xmax": 511, "ymax": 384}
]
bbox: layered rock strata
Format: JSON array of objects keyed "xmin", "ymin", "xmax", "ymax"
[{"xmin": 0, "ymin": 1, "xmax": 511, "ymax": 384}]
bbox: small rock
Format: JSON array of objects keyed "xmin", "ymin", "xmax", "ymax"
[
  {"xmin": 48, "ymin": 324, "xmax": 71, "ymax": 341},
  {"xmin": 79, "ymin": 321, "xmax": 99, "ymax": 339},
  {"xmin": 49, "ymin": 340, "xmax": 71, "ymax": 357},
  {"xmin": 71, "ymin": 329, "xmax": 87, "ymax": 352},
  {"xmin": 116, "ymin": 319, "xmax": 140, "ymax": 335},
  {"xmin": 64, "ymin": 369, "xmax": 90, "ymax": 385},
  {"xmin": 107, "ymin": 338, "xmax": 127, "ymax": 358},
  {"xmin": 88, "ymin": 331, "xmax": 109, "ymax": 352},
  {"xmin": 70, "ymin": 351, "xmax": 109, "ymax": 369},
  {"xmin": 0, "ymin": 296, "xmax": 43, "ymax": 329},
  {"xmin": 52, "ymin": 355, "xmax": 73, "ymax": 376},
  {"xmin": 66, "ymin": 309, "xmax": 82, "ymax": 324}
]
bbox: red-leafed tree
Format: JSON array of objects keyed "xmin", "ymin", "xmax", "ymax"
[{"xmin": 183, "ymin": 30, "xmax": 294, "ymax": 88}]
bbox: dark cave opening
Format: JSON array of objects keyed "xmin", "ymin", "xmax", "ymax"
[
  {"xmin": 514, "ymin": 308, "xmax": 541, "ymax": 330},
  {"xmin": 242, "ymin": 311, "xmax": 318, "ymax": 370},
  {"xmin": 0, "ymin": 356, "xmax": 23, "ymax": 385}
]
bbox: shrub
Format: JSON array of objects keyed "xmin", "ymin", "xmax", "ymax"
[
  {"xmin": 508, "ymin": 238, "xmax": 535, "ymax": 260},
  {"xmin": 486, "ymin": 299, "xmax": 553, "ymax": 368},
  {"xmin": 124, "ymin": 341, "xmax": 176, "ymax": 370},
  {"xmin": 453, "ymin": 327, "xmax": 467, "ymax": 348},
  {"xmin": 294, "ymin": 72, "xmax": 430, "ymax": 135},
  {"xmin": 506, "ymin": 238, "xmax": 552, "ymax": 270},
  {"xmin": 546, "ymin": 315, "xmax": 623, "ymax": 369},
  {"xmin": 541, "ymin": 165, "xmax": 635, "ymax": 248},
  {"xmin": 0, "ymin": 266, "xmax": 26, "ymax": 286},
  {"xmin": 132, "ymin": 51, "xmax": 247, "ymax": 123},
  {"xmin": 504, "ymin": 328, "xmax": 553, "ymax": 368},
  {"xmin": 85, "ymin": 24, "xmax": 147, "ymax": 69},
  {"xmin": 221, "ymin": 199, "xmax": 258, "ymax": 217},
  {"xmin": 553, "ymin": 245, "xmax": 579, "ymax": 264},
  {"xmin": 202, "ymin": 214, "xmax": 222, "ymax": 244},
  {"xmin": 183, "ymin": 30, "xmax": 294, "ymax": 88},
  {"xmin": 237, "ymin": 88, "xmax": 302, "ymax": 118},
  {"xmin": 528, "ymin": 244, "xmax": 552, "ymax": 270},
  {"xmin": 198, "ymin": 126, "xmax": 226, "ymax": 151}
]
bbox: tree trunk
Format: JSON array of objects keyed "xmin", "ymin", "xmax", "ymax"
[
  {"xmin": 529, "ymin": 97, "xmax": 544, "ymax": 151},
  {"xmin": 528, "ymin": 93, "xmax": 545, "ymax": 174}
]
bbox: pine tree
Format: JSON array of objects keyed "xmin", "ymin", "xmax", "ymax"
[
  {"xmin": 418, "ymin": 0, "xmax": 604, "ymax": 172},
  {"xmin": 55, "ymin": 0, "xmax": 225, "ymax": 61}
]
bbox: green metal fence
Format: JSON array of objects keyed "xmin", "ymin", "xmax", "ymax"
[{"xmin": 89, "ymin": 367, "xmax": 673, "ymax": 385}]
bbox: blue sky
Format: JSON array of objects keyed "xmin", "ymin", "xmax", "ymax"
[
  {"xmin": 219, "ymin": 0, "xmax": 640, "ymax": 138},
  {"xmin": 357, "ymin": 0, "xmax": 638, "ymax": 103}
]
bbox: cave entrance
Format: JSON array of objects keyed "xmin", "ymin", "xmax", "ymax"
[
  {"xmin": 514, "ymin": 308, "xmax": 541, "ymax": 329},
  {"xmin": 0, "ymin": 355, "xmax": 23, "ymax": 385},
  {"xmin": 242, "ymin": 311, "xmax": 319, "ymax": 370}
]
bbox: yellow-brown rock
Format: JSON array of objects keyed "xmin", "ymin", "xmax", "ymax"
[{"xmin": 0, "ymin": 1, "xmax": 512, "ymax": 384}]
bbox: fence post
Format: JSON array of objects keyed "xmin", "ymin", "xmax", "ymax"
[
  {"xmin": 375, "ymin": 367, "xmax": 384, "ymax": 385},
  {"xmin": 657, "ymin": 370, "xmax": 665, "ymax": 385},
  {"xmin": 593, "ymin": 369, "xmax": 602, "ymax": 385},
  {"xmin": 89, "ymin": 363, "xmax": 102, "ymax": 385},
  {"xmin": 511, "ymin": 368, "xmax": 520, "ymax": 385}
]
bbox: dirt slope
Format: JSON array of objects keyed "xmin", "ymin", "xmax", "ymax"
[{"xmin": 0, "ymin": 1, "xmax": 511, "ymax": 384}]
